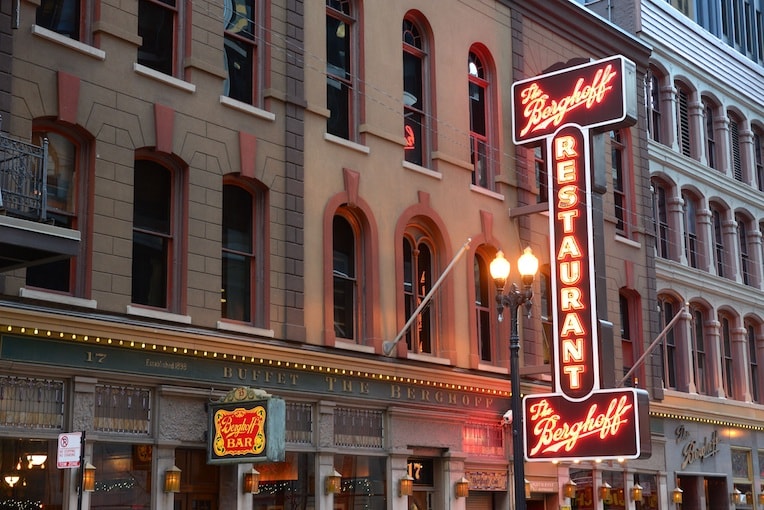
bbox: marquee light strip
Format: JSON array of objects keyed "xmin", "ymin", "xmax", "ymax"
[{"xmin": 1, "ymin": 323, "xmax": 510, "ymax": 397}]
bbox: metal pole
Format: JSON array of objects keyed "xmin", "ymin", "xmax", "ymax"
[{"xmin": 510, "ymin": 301, "xmax": 526, "ymax": 510}]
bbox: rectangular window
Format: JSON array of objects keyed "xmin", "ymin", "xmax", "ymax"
[
  {"xmin": 730, "ymin": 115, "xmax": 743, "ymax": 181},
  {"xmin": 712, "ymin": 208, "xmax": 726, "ymax": 278},
  {"xmin": 611, "ymin": 130, "xmax": 628, "ymax": 236},
  {"xmin": 738, "ymin": 216, "xmax": 751, "ymax": 285},
  {"xmin": 683, "ymin": 193, "xmax": 699, "ymax": 268},
  {"xmin": 754, "ymin": 131, "xmax": 764, "ymax": 191},
  {"xmin": 645, "ymin": 72, "xmax": 662, "ymax": 143},
  {"xmin": 535, "ymin": 146, "xmax": 547, "ymax": 203},
  {"xmin": 654, "ymin": 185, "xmax": 670, "ymax": 259},
  {"xmin": 662, "ymin": 300, "xmax": 677, "ymax": 389},
  {"xmin": 676, "ymin": 87, "xmax": 691, "ymax": 157},
  {"xmin": 94, "ymin": 384, "xmax": 151, "ymax": 434},
  {"xmin": 137, "ymin": 0, "xmax": 178, "ymax": 76},
  {"xmin": 132, "ymin": 160, "xmax": 175, "ymax": 309},
  {"xmin": 704, "ymin": 102, "xmax": 717, "ymax": 169},
  {"xmin": 334, "ymin": 408, "xmax": 383, "ymax": 448},
  {"xmin": 0, "ymin": 376, "xmax": 64, "ymax": 429},
  {"xmin": 36, "ymin": 0, "xmax": 83, "ymax": 40},
  {"xmin": 224, "ymin": 0, "xmax": 257, "ymax": 105},
  {"xmin": 326, "ymin": 1, "xmax": 354, "ymax": 139}
]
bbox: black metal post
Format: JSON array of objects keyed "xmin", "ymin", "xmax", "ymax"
[{"xmin": 496, "ymin": 282, "xmax": 533, "ymax": 510}]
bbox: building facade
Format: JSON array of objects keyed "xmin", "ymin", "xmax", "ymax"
[
  {"xmin": 581, "ymin": 0, "xmax": 764, "ymax": 509},
  {"xmin": 0, "ymin": 1, "xmax": 657, "ymax": 510}
]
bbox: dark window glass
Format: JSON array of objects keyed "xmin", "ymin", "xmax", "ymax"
[
  {"xmin": 131, "ymin": 160, "xmax": 172, "ymax": 308},
  {"xmin": 222, "ymin": 185, "xmax": 254, "ymax": 322},
  {"xmin": 27, "ymin": 131, "xmax": 79, "ymax": 292},
  {"xmin": 36, "ymin": 0, "xmax": 80, "ymax": 39},
  {"xmin": 403, "ymin": 237, "xmax": 433, "ymax": 354},
  {"xmin": 91, "ymin": 442, "xmax": 152, "ymax": 509},
  {"xmin": 749, "ymin": 323, "xmax": 759, "ymax": 403},
  {"xmin": 224, "ymin": 0, "xmax": 256, "ymax": 104},
  {"xmin": 326, "ymin": 1, "xmax": 353, "ymax": 139},
  {"xmin": 138, "ymin": 0, "xmax": 176, "ymax": 76},
  {"xmin": 333, "ymin": 215, "xmax": 356, "ymax": 340},
  {"xmin": 682, "ymin": 192, "xmax": 699, "ymax": 268},
  {"xmin": 474, "ymin": 255, "xmax": 492, "ymax": 362},
  {"xmin": 469, "ymin": 52, "xmax": 491, "ymax": 189},
  {"xmin": 403, "ymin": 19, "xmax": 425, "ymax": 166}
]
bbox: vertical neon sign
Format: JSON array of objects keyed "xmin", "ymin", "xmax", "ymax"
[{"xmin": 511, "ymin": 55, "xmax": 650, "ymax": 461}]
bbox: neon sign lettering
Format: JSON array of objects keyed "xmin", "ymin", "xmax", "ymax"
[
  {"xmin": 510, "ymin": 55, "xmax": 650, "ymax": 462},
  {"xmin": 518, "ymin": 64, "xmax": 618, "ymax": 138},
  {"xmin": 527, "ymin": 395, "xmax": 633, "ymax": 456}
]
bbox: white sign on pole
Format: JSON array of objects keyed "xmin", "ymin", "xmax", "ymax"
[{"xmin": 57, "ymin": 432, "xmax": 82, "ymax": 468}]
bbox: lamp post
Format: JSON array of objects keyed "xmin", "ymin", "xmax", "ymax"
[{"xmin": 490, "ymin": 247, "xmax": 539, "ymax": 510}]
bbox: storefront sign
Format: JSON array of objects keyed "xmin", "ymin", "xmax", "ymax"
[
  {"xmin": 0, "ymin": 334, "xmax": 511, "ymax": 413},
  {"xmin": 675, "ymin": 425, "xmax": 721, "ymax": 469},
  {"xmin": 207, "ymin": 387, "xmax": 285, "ymax": 464},
  {"xmin": 465, "ymin": 470, "xmax": 508, "ymax": 491},
  {"xmin": 511, "ymin": 56, "xmax": 650, "ymax": 462}
]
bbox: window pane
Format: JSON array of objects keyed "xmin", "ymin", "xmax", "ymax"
[
  {"xmin": 36, "ymin": 0, "xmax": 80, "ymax": 39},
  {"xmin": 137, "ymin": 0, "xmax": 176, "ymax": 75},
  {"xmin": 131, "ymin": 231, "xmax": 168, "ymax": 307},
  {"xmin": 333, "ymin": 216, "xmax": 356, "ymax": 340},
  {"xmin": 91, "ymin": 443, "xmax": 151, "ymax": 509},
  {"xmin": 223, "ymin": 185, "xmax": 253, "ymax": 253},
  {"xmin": 134, "ymin": 161, "xmax": 171, "ymax": 234},
  {"xmin": 222, "ymin": 252, "xmax": 251, "ymax": 322},
  {"xmin": 223, "ymin": 0, "xmax": 255, "ymax": 104}
]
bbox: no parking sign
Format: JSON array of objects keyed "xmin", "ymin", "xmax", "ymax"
[{"xmin": 57, "ymin": 431, "xmax": 83, "ymax": 468}]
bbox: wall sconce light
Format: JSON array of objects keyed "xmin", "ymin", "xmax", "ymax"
[
  {"xmin": 758, "ymin": 493, "xmax": 764, "ymax": 506},
  {"xmin": 525, "ymin": 479, "xmax": 531, "ymax": 499},
  {"xmin": 672, "ymin": 486, "xmax": 683, "ymax": 504},
  {"xmin": 3, "ymin": 474, "xmax": 20, "ymax": 487},
  {"xmin": 599, "ymin": 482, "xmax": 612, "ymax": 501},
  {"xmin": 82, "ymin": 463, "xmax": 96, "ymax": 492},
  {"xmin": 164, "ymin": 465, "xmax": 181, "ymax": 493},
  {"xmin": 730, "ymin": 488, "xmax": 745, "ymax": 505},
  {"xmin": 455, "ymin": 477, "xmax": 469, "ymax": 498},
  {"xmin": 243, "ymin": 468, "xmax": 260, "ymax": 494},
  {"xmin": 631, "ymin": 483, "xmax": 643, "ymax": 502},
  {"xmin": 399, "ymin": 474, "xmax": 414, "ymax": 497},
  {"xmin": 325, "ymin": 469, "xmax": 342, "ymax": 495},
  {"xmin": 563, "ymin": 480, "xmax": 577, "ymax": 498}
]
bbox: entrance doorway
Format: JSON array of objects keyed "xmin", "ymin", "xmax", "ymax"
[{"xmin": 173, "ymin": 449, "xmax": 219, "ymax": 510}]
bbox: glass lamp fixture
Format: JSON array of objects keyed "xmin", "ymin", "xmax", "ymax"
[
  {"xmin": 758, "ymin": 493, "xmax": 764, "ymax": 505},
  {"xmin": 455, "ymin": 477, "xmax": 469, "ymax": 498},
  {"xmin": 3, "ymin": 474, "xmax": 20, "ymax": 487},
  {"xmin": 631, "ymin": 483, "xmax": 643, "ymax": 502},
  {"xmin": 82, "ymin": 463, "xmax": 96, "ymax": 492},
  {"xmin": 672, "ymin": 486, "xmax": 683, "ymax": 504},
  {"xmin": 525, "ymin": 479, "xmax": 531, "ymax": 499},
  {"xmin": 324, "ymin": 469, "xmax": 342, "ymax": 495},
  {"xmin": 243, "ymin": 467, "xmax": 260, "ymax": 494},
  {"xmin": 730, "ymin": 488, "xmax": 744, "ymax": 505},
  {"xmin": 563, "ymin": 480, "xmax": 577, "ymax": 499},
  {"xmin": 164, "ymin": 465, "xmax": 181, "ymax": 493},
  {"xmin": 26, "ymin": 454, "xmax": 47, "ymax": 469},
  {"xmin": 599, "ymin": 482, "xmax": 612, "ymax": 501},
  {"xmin": 399, "ymin": 474, "xmax": 414, "ymax": 497}
]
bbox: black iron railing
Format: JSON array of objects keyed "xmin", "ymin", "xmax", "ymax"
[{"xmin": 0, "ymin": 131, "xmax": 48, "ymax": 221}]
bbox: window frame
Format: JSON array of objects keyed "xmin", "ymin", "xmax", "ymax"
[
  {"xmin": 131, "ymin": 154, "xmax": 186, "ymax": 312},
  {"xmin": 137, "ymin": 0, "xmax": 182, "ymax": 77},
  {"xmin": 719, "ymin": 313, "xmax": 735, "ymax": 399},
  {"xmin": 682, "ymin": 190, "xmax": 701, "ymax": 269},
  {"xmin": 610, "ymin": 129, "xmax": 632, "ymax": 237},
  {"xmin": 645, "ymin": 68, "xmax": 663, "ymax": 144},
  {"xmin": 747, "ymin": 320, "xmax": 760, "ymax": 403},
  {"xmin": 711, "ymin": 204, "xmax": 728, "ymax": 278},
  {"xmin": 326, "ymin": 0, "xmax": 358, "ymax": 141},
  {"xmin": 332, "ymin": 213, "xmax": 360, "ymax": 342},
  {"xmin": 703, "ymin": 98, "xmax": 719, "ymax": 170},
  {"xmin": 468, "ymin": 48, "xmax": 496, "ymax": 191},
  {"xmin": 221, "ymin": 177, "xmax": 267, "ymax": 328},
  {"xmin": 223, "ymin": 0, "xmax": 262, "ymax": 107},
  {"xmin": 27, "ymin": 121, "xmax": 91, "ymax": 297},
  {"xmin": 659, "ymin": 296, "xmax": 678, "ymax": 390},
  {"xmin": 652, "ymin": 178, "xmax": 671, "ymax": 260},
  {"xmin": 35, "ymin": 0, "xmax": 90, "ymax": 43},
  {"xmin": 691, "ymin": 306, "xmax": 709, "ymax": 395},
  {"xmin": 473, "ymin": 249, "xmax": 497, "ymax": 364},
  {"xmin": 402, "ymin": 14, "xmax": 431, "ymax": 167}
]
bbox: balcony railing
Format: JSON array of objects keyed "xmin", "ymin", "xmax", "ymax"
[{"xmin": 0, "ymin": 131, "xmax": 48, "ymax": 221}]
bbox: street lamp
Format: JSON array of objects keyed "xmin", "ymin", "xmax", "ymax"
[{"xmin": 490, "ymin": 247, "xmax": 538, "ymax": 510}]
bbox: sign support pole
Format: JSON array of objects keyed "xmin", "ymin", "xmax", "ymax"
[{"xmin": 76, "ymin": 430, "xmax": 86, "ymax": 510}]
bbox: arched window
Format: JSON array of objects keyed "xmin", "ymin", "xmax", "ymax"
[
  {"xmin": 710, "ymin": 204, "xmax": 728, "ymax": 278},
  {"xmin": 326, "ymin": 0, "xmax": 357, "ymax": 140},
  {"xmin": 473, "ymin": 250, "xmax": 494, "ymax": 363},
  {"xmin": 691, "ymin": 305, "xmax": 709, "ymax": 395},
  {"xmin": 719, "ymin": 312, "xmax": 735, "ymax": 399},
  {"xmin": 754, "ymin": 126, "xmax": 764, "ymax": 192},
  {"xmin": 645, "ymin": 67, "xmax": 663, "ymax": 144},
  {"xmin": 702, "ymin": 98, "xmax": 719, "ymax": 169},
  {"xmin": 402, "ymin": 229, "xmax": 438, "ymax": 354},
  {"xmin": 651, "ymin": 178, "xmax": 671, "ymax": 259},
  {"xmin": 221, "ymin": 179, "xmax": 266, "ymax": 326},
  {"xmin": 619, "ymin": 291, "xmax": 642, "ymax": 387},
  {"xmin": 747, "ymin": 320, "xmax": 760, "ymax": 403},
  {"xmin": 131, "ymin": 156, "xmax": 184, "ymax": 311},
  {"xmin": 333, "ymin": 214, "xmax": 358, "ymax": 340},
  {"xmin": 736, "ymin": 212, "xmax": 752, "ymax": 285},
  {"xmin": 674, "ymin": 81, "xmax": 693, "ymax": 158},
  {"xmin": 658, "ymin": 296, "xmax": 679, "ymax": 390},
  {"xmin": 728, "ymin": 111, "xmax": 744, "ymax": 182},
  {"xmin": 682, "ymin": 190, "xmax": 701, "ymax": 269},
  {"xmin": 468, "ymin": 49, "xmax": 496, "ymax": 191},
  {"xmin": 403, "ymin": 14, "xmax": 431, "ymax": 167},
  {"xmin": 27, "ymin": 123, "xmax": 90, "ymax": 296}
]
